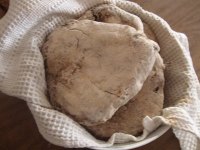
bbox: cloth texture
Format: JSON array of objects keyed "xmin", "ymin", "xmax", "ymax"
[{"xmin": 0, "ymin": 0, "xmax": 200, "ymax": 149}]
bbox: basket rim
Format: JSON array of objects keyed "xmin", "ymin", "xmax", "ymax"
[{"xmin": 90, "ymin": 125, "xmax": 170, "ymax": 150}]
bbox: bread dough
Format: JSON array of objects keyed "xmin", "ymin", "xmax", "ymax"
[
  {"xmin": 85, "ymin": 53, "xmax": 165, "ymax": 138},
  {"xmin": 78, "ymin": 4, "xmax": 164, "ymax": 138},
  {"xmin": 42, "ymin": 19, "xmax": 159, "ymax": 126}
]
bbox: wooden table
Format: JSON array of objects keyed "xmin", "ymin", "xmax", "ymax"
[{"xmin": 0, "ymin": 0, "xmax": 199, "ymax": 149}]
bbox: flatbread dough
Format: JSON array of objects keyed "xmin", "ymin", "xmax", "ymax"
[
  {"xmin": 78, "ymin": 4, "xmax": 164, "ymax": 138},
  {"xmin": 41, "ymin": 4, "xmax": 165, "ymax": 139},
  {"xmin": 80, "ymin": 5, "xmax": 164, "ymax": 138},
  {"xmin": 85, "ymin": 53, "xmax": 165, "ymax": 139},
  {"xmin": 42, "ymin": 19, "xmax": 159, "ymax": 126}
]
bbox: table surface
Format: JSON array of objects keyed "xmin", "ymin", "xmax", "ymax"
[{"xmin": 0, "ymin": 0, "xmax": 200, "ymax": 150}]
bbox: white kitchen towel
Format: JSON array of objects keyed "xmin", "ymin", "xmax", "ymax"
[{"xmin": 0, "ymin": 0, "xmax": 200, "ymax": 149}]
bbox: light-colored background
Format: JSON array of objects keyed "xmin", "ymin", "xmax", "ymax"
[{"xmin": 0, "ymin": 0, "xmax": 199, "ymax": 149}]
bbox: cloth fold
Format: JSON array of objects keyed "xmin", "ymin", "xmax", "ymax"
[{"xmin": 0, "ymin": 0, "xmax": 200, "ymax": 149}]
